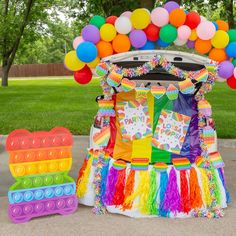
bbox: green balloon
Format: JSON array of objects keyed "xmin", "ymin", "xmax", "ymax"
[
  {"xmin": 90, "ymin": 15, "xmax": 105, "ymax": 29},
  {"xmin": 160, "ymin": 24, "xmax": 177, "ymax": 44},
  {"xmin": 232, "ymin": 58, "xmax": 236, "ymax": 66},
  {"xmin": 228, "ymin": 29, "xmax": 236, "ymax": 43}
]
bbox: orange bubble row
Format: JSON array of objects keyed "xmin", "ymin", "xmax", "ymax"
[
  {"xmin": 9, "ymin": 148, "xmax": 72, "ymax": 164},
  {"xmin": 10, "ymin": 158, "xmax": 72, "ymax": 177}
]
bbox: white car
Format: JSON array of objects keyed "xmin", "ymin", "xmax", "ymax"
[{"xmin": 90, "ymin": 50, "xmax": 217, "ymax": 154}]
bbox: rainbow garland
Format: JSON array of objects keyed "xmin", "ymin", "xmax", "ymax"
[
  {"xmin": 96, "ymin": 55, "xmax": 218, "ymax": 84},
  {"xmin": 96, "ymin": 55, "xmax": 218, "ymax": 102},
  {"xmin": 192, "ymin": 101, "xmax": 224, "ymax": 219}
]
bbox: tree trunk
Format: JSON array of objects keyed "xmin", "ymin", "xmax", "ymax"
[
  {"xmin": 1, "ymin": 0, "xmax": 34, "ymax": 87},
  {"xmin": 226, "ymin": 0, "xmax": 234, "ymax": 28},
  {"xmin": 2, "ymin": 66, "xmax": 9, "ymax": 87}
]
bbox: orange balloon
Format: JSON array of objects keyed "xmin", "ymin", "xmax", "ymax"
[
  {"xmin": 96, "ymin": 41, "xmax": 113, "ymax": 58},
  {"xmin": 112, "ymin": 34, "xmax": 131, "ymax": 53},
  {"xmin": 169, "ymin": 9, "xmax": 186, "ymax": 27},
  {"xmin": 216, "ymin": 20, "xmax": 229, "ymax": 32},
  {"xmin": 195, "ymin": 39, "xmax": 212, "ymax": 54},
  {"xmin": 209, "ymin": 48, "xmax": 228, "ymax": 62}
]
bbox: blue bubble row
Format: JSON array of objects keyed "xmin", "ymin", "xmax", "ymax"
[{"xmin": 8, "ymin": 183, "xmax": 76, "ymax": 204}]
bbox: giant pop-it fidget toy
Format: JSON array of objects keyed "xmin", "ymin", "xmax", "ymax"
[{"xmin": 6, "ymin": 127, "xmax": 78, "ymax": 223}]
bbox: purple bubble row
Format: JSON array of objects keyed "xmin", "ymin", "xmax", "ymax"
[{"xmin": 9, "ymin": 195, "xmax": 78, "ymax": 224}]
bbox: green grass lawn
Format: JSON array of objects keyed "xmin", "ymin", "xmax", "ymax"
[{"xmin": 0, "ymin": 77, "xmax": 235, "ymax": 138}]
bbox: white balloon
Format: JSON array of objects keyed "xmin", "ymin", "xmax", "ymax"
[
  {"xmin": 115, "ymin": 16, "xmax": 132, "ymax": 34},
  {"xmin": 174, "ymin": 38, "xmax": 187, "ymax": 46},
  {"xmin": 200, "ymin": 16, "xmax": 207, "ymax": 22},
  {"xmin": 234, "ymin": 67, "xmax": 236, "ymax": 78},
  {"xmin": 73, "ymin": 36, "xmax": 84, "ymax": 49},
  {"xmin": 216, "ymin": 76, "xmax": 226, "ymax": 82}
]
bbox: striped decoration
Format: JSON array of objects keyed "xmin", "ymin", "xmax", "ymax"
[
  {"xmin": 166, "ymin": 84, "xmax": 179, "ymax": 100},
  {"xmin": 209, "ymin": 152, "xmax": 225, "ymax": 169},
  {"xmin": 113, "ymin": 160, "xmax": 127, "ymax": 170},
  {"xmin": 153, "ymin": 162, "xmax": 168, "ymax": 172},
  {"xmin": 107, "ymin": 70, "xmax": 123, "ymax": 87},
  {"xmin": 178, "ymin": 79, "xmax": 195, "ymax": 94},
  {"xmin": 195, "ymin": 156, "xmax": 205, "ymax": 168},
  {"xmin": 172, "ymin": 158, "xmax": 191, "ymax": 170},
  {"xmin": 131, "ymin": 158, "xmax": 149, "ymax": 171}
]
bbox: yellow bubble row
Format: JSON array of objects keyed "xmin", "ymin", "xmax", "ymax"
[{"xmin": 9, "ymin": 158, "xmax": 72, "ymax": 178}]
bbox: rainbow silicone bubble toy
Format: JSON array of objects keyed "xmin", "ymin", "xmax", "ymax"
[{"xmin": 6, "ymin": 127, "xmax": 78, "ymax": 224}]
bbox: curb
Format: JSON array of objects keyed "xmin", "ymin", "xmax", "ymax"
[{"xmin": 1, "ymin": 135, "xmax": 236, "ymax": 149}]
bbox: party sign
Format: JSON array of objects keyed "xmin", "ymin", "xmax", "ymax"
[
  {"xmin": 152, "ymin": 110, "xmax": 191, "ymax": 154},
  {"xmin": 117, "ymin": 100, "xmax": 152, "ymax": 141}
]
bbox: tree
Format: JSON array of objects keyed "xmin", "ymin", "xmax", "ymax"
[
  {"xmin": 0, "ymin": 0, "xmax": 35, "ymax": 86},
  {"xmin": 0, "ymin": 0, "xmax": 67, "ymax": 87}
]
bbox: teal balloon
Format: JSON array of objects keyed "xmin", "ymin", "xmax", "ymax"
[
  {"xmin": 228, "ymin": 29, "xmax": 236, "ymax": 43},
  {"xmin": 232, "ymin": 58, "xmax": 236, "ymax": 66},
  {"xmin": 160, "ymin": 24, "xmax": 177, "ymax": 44},
  {"xmin": 90, "ymin": 15, "xmax": 105, "ymax": 29}
]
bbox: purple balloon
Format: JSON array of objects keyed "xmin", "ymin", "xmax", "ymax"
[
  {"xmin": 187, "ymin": 40, "xmax": 195, "ymax": 49},
  {"xmin": 82, "ymin": 24, "xmax": 100, "ymax": 44},
  {"xmin": 129, "ymin": 30, "xmax": 147, "ymax": 48},
  {"xmin": 218, "ymin": 61, "xmax": 234, "ymax": 79},
  {"xmin": 164, "ymin": 1, "xmax": 180, "ymax": 13}
]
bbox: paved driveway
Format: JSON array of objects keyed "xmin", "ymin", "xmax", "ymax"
[{"xmin": 0, "ymin": 136, "xmax": 235, "ymax": 236}]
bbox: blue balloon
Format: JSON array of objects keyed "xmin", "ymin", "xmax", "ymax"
[
  {"xmin": 225, "ymin": 42, "xmax": 236, "ymax": 58},
  {"xmin": 140, "ymin": 41, "xmax": 155, "ymax": 50},
  {"xmin": 213, "ymin": 22, "xmax": 218, "ymax": 30},
  {"xmin": 76, "ymin": 41, "xmax": 97, "ymax": 63},
  {"xmin": 156, "ymin": 39, "xmax": 170, "ymax": 48}
]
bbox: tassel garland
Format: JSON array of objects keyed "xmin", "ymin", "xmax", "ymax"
[
  {"xmin": 218, "ymin": 168, "xmax": 231, "ymax": 204},
  {"xmin": 180, "ymin": 170, "xmax": 191, "ymax": 213},
  {"xmin": 105, "ymin": 167, "xmax": 118, "ymax": 205},
  {"xmin": 113, "ymin": 168, "xmax": 126, "ymax": 206},
  {"xmin": 147, "ymin": 168, "xmax": 158, "ymax": 215},
  {"xmin": 77, "ymin": 153, "xmax": 93, "ymax": 198},
  {"xmin": 163, "ymin": 167, "xmax": 181, "ymax": 214},
  {"xmin": 158, "ymin": 171, "xmax": 168, "ymax": 217},
  {"xmin": 122, "ymin": 169, "xmax": 135, "ymax": 210},
  {"xmin": 190, "ymin": 168, "xmax": 203, "ymax": 209}
]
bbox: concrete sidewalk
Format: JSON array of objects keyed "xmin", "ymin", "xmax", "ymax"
[{"xmin": 0, "ymin": 136, "xmax": 235, "ymax": 236}]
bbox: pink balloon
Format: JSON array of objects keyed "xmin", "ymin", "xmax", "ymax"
[
  {"xmin": 178, "ymin": 25, "xmax": 191, "ymax": 40},
  {"xmin": 121, "ymin": 11, "xmax": 132, "ymax": 18},
  {"xmin": 73, "ymin": 36, "xmax": 84, "ymax": 49},
  {"xmin": 234, "ymin": 67, "xmax": 236, "ymax": 78},
  {"xmin": 151, "ymin": 7, "xmax": 169, "ymax": 27},
  {"xmin": 174, "ymin": 38, "xmax": 187, "ymax": 46},
  {"xmin": 196, "ymin": 21, "xmax": 216, "ymax": 40}
]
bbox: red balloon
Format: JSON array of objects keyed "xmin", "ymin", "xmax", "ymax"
[
  {"xmin": 227, "ymin": 75, "xmax": 236, "ymax": 89},
  {"xmin": 73, "ymin": 65, "xmax": 92, "ymax": 85},
  {"xmin": 185, "ymin": 12, "xmax": 201, "ymax": 29},
  {"xmin": 106, "ymin": 16, "xmax": 118, "ymax": 25},
  {"xmin": 144, "ymin": 23, "xmax": 160, "ymax": 42}
]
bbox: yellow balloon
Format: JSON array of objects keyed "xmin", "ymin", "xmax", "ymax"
[
  {"xmin": 64, "ymin": 51, "xmax": 85, "ymax": 71},
  {"xmin": 87, "ymin": 57, "xmax": 100, "ymax": 68},
  {"xmin": 130, "ymin": 8, "xmax": 151, "ymax": 29},
  {"xmin": 211, "ymin": 30, "xmax": 229, "ymax": 49},
  {"xmin": 100, "ymin": 23, "xmax": 117, "ymax": 42},
  {"xmin": 189, "ymin": 29, "xmax": 198, "ymax": 41}
]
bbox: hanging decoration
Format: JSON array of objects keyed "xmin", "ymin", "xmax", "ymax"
[{"xmin": 95, "ymin": 54, "xmax": 218, "ymax": 102}]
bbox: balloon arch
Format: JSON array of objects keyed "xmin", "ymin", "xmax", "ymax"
[{"xmin": 64, "ymin": 1, "xmax": 236, "ymax": 89}]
